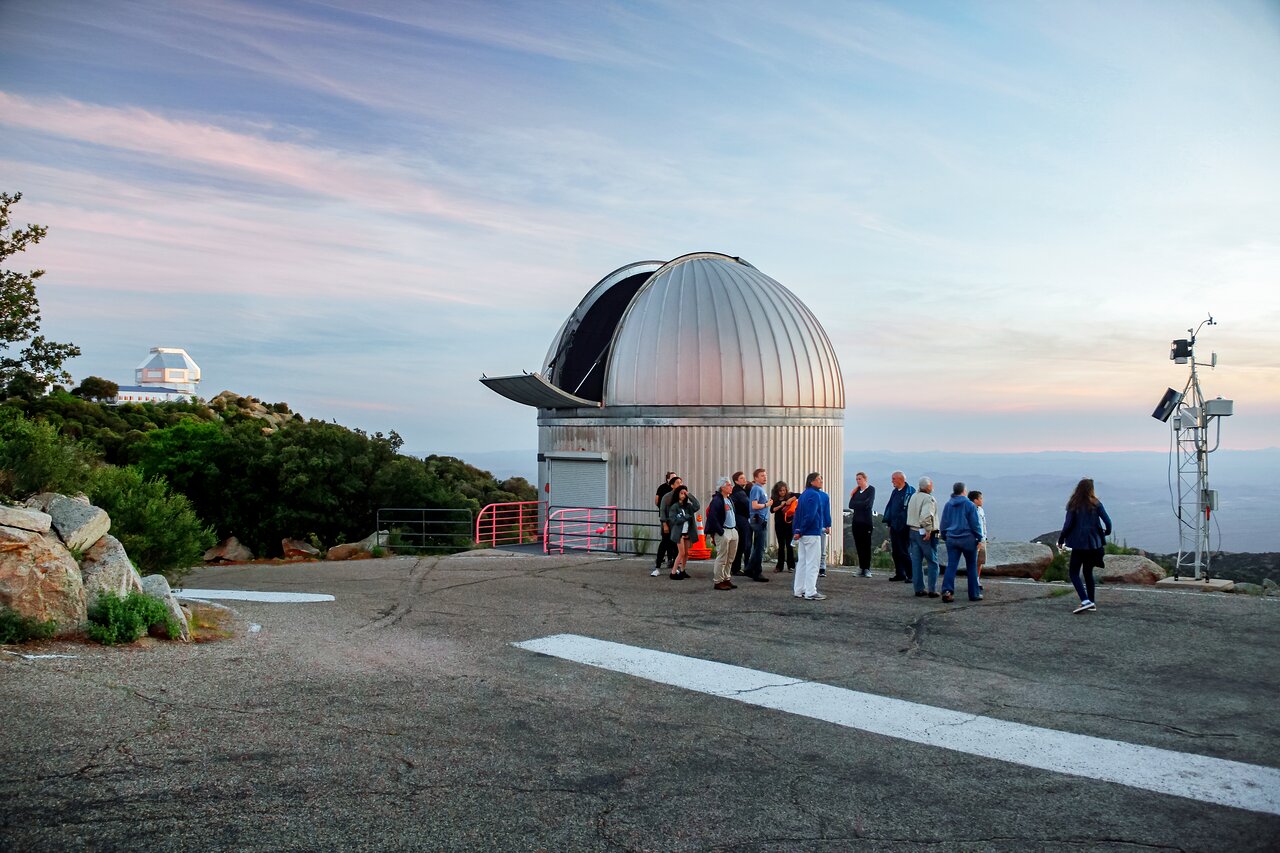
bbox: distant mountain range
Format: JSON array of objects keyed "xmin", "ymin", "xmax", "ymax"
[{"xmin": 418, "ymin": 448, "xmax": 1280, "ymax": 554}]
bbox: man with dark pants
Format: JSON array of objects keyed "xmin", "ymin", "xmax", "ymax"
[
  {"xmin": 941, "ymin": 481, "xmax": 983, "ymax": 602},
  {"xmin": 654, "ymin": 475, "xmax": 681, "ymax": 575},
  {"xmin": 744, "ymin": 467, "xmax": 771, "ymax": 582},
  {"xmin": 882, "ymin": 471, "xmax": 915, "ymax": 581},
  {"xmin": 848, "ymin": 471, "xmax": 876, "ymax": 577},
  {"xmin": 729, "ymin": 472, "xmax": 752, "ymax": 576}
]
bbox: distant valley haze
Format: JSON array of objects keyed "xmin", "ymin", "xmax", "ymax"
[{"xmin": 430, "ymin": 447, "xmax": 1280, "ymax": 554}]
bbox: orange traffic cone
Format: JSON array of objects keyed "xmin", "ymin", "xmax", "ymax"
[{"xmin": 688, "ymin": 513, "xmax": 713, "ymax": 560}]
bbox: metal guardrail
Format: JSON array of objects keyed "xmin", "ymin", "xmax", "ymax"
[
  {"xmin": 544, "ymin": 505, "xmax": 663, "ymax": 555},
  {"xmin": 374, "ymin": 507, "xmax": 473, "ymax": 553},
  {"xmin": 475, "ymin": 500, "xmax": 545, "ymax": 547}
]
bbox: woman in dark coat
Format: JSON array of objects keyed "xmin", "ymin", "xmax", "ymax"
[
  {"xmin": 770, "ymin": 481, "xmax": 797, "ymax": 572},
  {"xmin": 667, "ymin": 485, "xmax": 700, "ymax": 580},
  {"xmin": 847, "ymin": 471, "xmax": 876, "ymax": 577},
  {"xmin": 1057, "ymin": 478, "xmax": 1113, "ymax": 614}
]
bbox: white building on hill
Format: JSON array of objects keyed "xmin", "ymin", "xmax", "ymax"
[{"xmin": 135, "ymin": 347, "xmax": 201, "ymax": 395}]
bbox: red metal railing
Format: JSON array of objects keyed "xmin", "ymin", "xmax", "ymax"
[
  {"xmin": 544, "ymin": 506, "xmax": 618, "ymax": 554},
  {"xmin": 475, "ymin": 500, "xmax": 545, "ymax": 547}
]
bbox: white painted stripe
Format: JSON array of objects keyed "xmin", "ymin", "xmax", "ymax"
[
  {"xmin": 174, "ymin": 589, "xmax": 335, "ymax": 603},
  {"xmin": 514, "ymin": 633, "xmax": 1280, "ymax": 816}
]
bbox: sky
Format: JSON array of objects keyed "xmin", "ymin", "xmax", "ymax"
[{"xmin": 1, "ymin": 0, "xmax": 1278, "ymax": 457}]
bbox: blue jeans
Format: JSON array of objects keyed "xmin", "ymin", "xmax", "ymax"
[
  {"xmin": 910, "ymin": 531, "xmax": 939, "ymax": 594},
  {"xmin": 747, "ymin": 516, "xmax": 768, "ymax": 575},
  {"xmin": 943, "ymin": 534, "xmax": 980, "ymax": 599}
]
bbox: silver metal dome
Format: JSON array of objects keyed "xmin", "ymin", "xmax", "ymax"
[
  {"xmin": 482, "ymin": 252, "xmax": 844, "ymax": 411},
  {"xmin": 603, "ymin": 253, "xmax": 844, "ymax": 409}
]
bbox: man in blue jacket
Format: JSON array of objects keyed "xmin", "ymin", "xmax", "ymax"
[
  {"xmin": 791, "ymin": 472, "xmax": 832, "ymax": 601},
  {"xmin": 882, "ymin": 471, "xmax": 915, "ymax": 582},
  {"xmin": 940, "ymin": 481, "xmax": 984, "ymax": 603}
]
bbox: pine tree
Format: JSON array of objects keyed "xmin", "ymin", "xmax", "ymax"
[{"xmin": 0, "ymin": 192, "xmax": 80, "ymax": 396}]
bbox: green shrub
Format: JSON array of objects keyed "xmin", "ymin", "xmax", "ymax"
[
  {"xmin": 86, "ymin": 591, "xmax": 179, "ymax": 645},
  {"xmin": 871, "ymin": 550, "xmax": 896, "ymax": 570},
  {"xmin": 0, "ymin": 408, "xmax": 94, "ymax": 500},
  {"xmin": 631, "ymin": 526, "xmax": 651, "ymax": 556},
  {"xmin": 85, "ymin": 465, "xmax": 215, "ymax": 583},
  {"xmin": 1105, "ymin": 540, "xmax": 1139, "ymax": 555},
  {"xmin": 0, "ymin": 606, "xmax": 57, "ymax": 644},
  {"xmin": 1043, "ymin": 548, "xmax": 1069, "ymax": 583}
]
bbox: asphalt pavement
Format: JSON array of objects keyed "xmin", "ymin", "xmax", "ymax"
[{"xmin": 2, "ymin": 551, "xmax": 1278, "ymax": 851}]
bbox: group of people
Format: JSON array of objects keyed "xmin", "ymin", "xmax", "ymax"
[
  {"xmin": 872, "ymin": 470, "xmax": 989, "ymax": 603},
  {"xmin": 654, "ymin": 469, "xmax": 832, "ymax": 601},
  {"xmin": 653, "ymin": 468, "xmax": 1114, "ymax": 614}
]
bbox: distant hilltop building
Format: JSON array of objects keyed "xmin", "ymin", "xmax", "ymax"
[{"xmin": 109, "ymin": 346, "xmax": 202, "ymax": 404}]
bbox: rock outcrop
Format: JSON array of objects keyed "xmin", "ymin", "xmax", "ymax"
[
  {"xmin": 980, "ymin": 541, "xmax": 1054, "ymax": 580},
  {"xmin": 1, "ymin": 493, "xmax": 191, "ymax": 642},
  {"xmin": 281, "ymin": 538, "xmax": 320, "ymax": 559},
  {"xmin": 203, "ymin": 536, "xmax": 254, "ymax": 563},
  {"xmin": 140, "ymin": 575, "xmax": 192, "ymax": 642},
  {"xmin": 1097, "ymin": 555, "xmax": 1167, "ymax": 585},
  {"xmin": 0, "ymin": 526, "xmax": 87, "ymax": 632},
  {"xmin": 80, "ymin": 535, "xmax": 145, "ymax": 607},
  {"xmin": 325, "ymin": 543, "xmax": 369, "ymax": 561},
  {"xmin": 0, "ymin": 505, "xmax": 52, "ymax": 534},
  {"xmin": 28, "ymin": 493, "xmax": 111, "ymax": 553}
]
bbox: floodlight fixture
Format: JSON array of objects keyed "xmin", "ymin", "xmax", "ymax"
[{"xmin": 1151, "ymin": 387, "xmax": 1183, "ymax": 422}]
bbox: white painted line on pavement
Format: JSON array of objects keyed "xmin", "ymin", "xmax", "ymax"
[
  {"xmin": 174, "ymin": 589, "xmax": 335, "ymax": 603},
  {"xmin": 514, "ymin": 633, "xmax": 1280, "ymax": 817}
]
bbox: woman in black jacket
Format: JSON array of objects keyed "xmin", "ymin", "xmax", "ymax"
[
  {"xmin": 667, "ymin": 485, "xmax": 700, "ymax": 580},
  {"xmin": 770, "ymin": 481, "xmax": 797, "ymax": 572},
  {"xmin": 848, "ymin": 471, "xmax": 876, "ymax": 577},
  {"xmin": 1058, "ymin": 478, "xmax": 1114, "ymax": 614}
]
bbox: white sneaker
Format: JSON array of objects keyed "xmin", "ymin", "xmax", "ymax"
[
  {"xmin": 805, "ymin": 593, "xmax": 828, "ymax": 601},
  {"xmin": 650, "ymin": 569, "xmax": 660, "ymax": 577},
  {"xmin": 1073, "ymin": 600, "xmax": 1095, "ymax": 614},
  {"xmin": 793, "ymin": 593, "xmax": 805, "ymax": 599}
]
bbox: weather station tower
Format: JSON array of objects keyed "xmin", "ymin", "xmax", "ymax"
[{"xmin": 1150, "ymin": 315, "xmax": 1234, "ymax": 580}]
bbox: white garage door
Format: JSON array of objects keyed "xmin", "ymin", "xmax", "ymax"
[{"xmin": 548, "ymin": 458, "xmax": 609, "ymax": 510}]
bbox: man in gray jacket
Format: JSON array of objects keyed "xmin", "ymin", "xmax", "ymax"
[{"xmin": 906, "ymin": 477, "xmax": 939, "ymax": 598}]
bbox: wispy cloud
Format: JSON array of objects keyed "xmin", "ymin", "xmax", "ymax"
[{"xmin": 0, "ymin": 91, "xmax": 579, "ymax": 239}]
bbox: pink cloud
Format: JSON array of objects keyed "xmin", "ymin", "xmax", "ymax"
[{"xmin": 0, "ymin": 91, "xmax": 570, "ymax": 239}]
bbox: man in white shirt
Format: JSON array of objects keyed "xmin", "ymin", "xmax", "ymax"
[{"xmin": 969, "ymin": 490, "xmax": 987, "ymax": 593}]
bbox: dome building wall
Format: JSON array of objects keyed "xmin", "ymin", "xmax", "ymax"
[{"xmin": 483, "ymin": 252, "xmax": 845, "ymax": 564}]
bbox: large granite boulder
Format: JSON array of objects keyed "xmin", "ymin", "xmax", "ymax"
[
  {"xmin": 354, "ymin": 530, "xmax": 390, "ymax": 552},
  {"xmin": 140, "ymin": 574, "xmax": 192, "ymax": 642},
  {"xmin": 0, "ymin": 526, "xmax": 87, "ymax": 634},
  {"xmin": 79, "ymin": 535, "xmax": 144, "ymax": 607},
  {"xmin": 203, "ymin": 536, "xmax": 254, "ymax": 563},
  {"xmin": 29, "ymin": 493, "xmax": 111, "ymax": 552},
  {"xmin": 0, "ymin": 505, "xmax": 52, "ymax": 534},
  {"xmin": 325, "ymin": 543, "xmax": 371, "ymax": 561},
  {"xmin": 981, "ymin": 541, "xmax": 1054, "ymax": 580},
  {"xmin": 1095, "ymin": 555, "xmax": 1167, "ymax": 585},
  {"xmin": 281, "ymin": 538, "xmax": 320, "ymax": 559}
]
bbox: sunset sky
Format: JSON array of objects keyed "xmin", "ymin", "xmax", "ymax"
[{"xmin": 2, "ymin": 0, "xmax": 1277, "ymax": 455}]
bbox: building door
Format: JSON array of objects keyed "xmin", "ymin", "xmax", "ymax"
[
  {"xmin": 545, "ymin": 457, "xmax": 610, "ymax": 552},
  {"xmin": 548, "ymin": 458, "xmax": 608, "ymax": 510}
]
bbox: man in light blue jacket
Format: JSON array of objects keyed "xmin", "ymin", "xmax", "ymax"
[{"xmin": 940, "ymin": 481, "xmax": 984, "ymax": 603}]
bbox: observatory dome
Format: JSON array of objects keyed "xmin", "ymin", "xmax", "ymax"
[
  {"xmin": 514, "ymin": 253, "xmax": 842, "ymax": 411},
  {"xmin": 601, "ymin": 253, "xmax": 843, "ymax": 408}
]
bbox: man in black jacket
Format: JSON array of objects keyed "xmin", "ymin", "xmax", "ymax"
[
  {"xmin": 882, "ymin": 470, "xmax": 915, "ymax": 582},
  {"xmin": 729, "ymin": 471, "xmax": 752, "ymax": 576}
]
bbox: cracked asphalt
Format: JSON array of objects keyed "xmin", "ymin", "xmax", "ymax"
[{"xmin": 2, "ymin": 551, "xmax": 1279, "ymax": 851}]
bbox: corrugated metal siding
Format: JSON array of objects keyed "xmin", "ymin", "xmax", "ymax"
[
  {"xmin": 540, "ymin": 421, "xmax": 845, "ymax": 563},
  {"xmin": 604, "ymin": 255, "xmax": 844, "ymax": 410}
]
